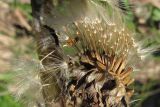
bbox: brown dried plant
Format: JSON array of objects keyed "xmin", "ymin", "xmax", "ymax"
[{"xmin": 10, "ymin": 0, "xmax": 156, "ymax": 107}]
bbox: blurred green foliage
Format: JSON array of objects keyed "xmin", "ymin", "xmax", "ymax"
[
  {"xmin": 11, "ymin": 0, "xmax": 32, "ymax": 20},
  {"xmin": 151, "ymin": 8, "xmax": 160, "ymax": 21},
  {"xmin": 0, "ymin": 95, "xmax": 21, "ymax": 107},
  {"xmin": 0, "ymin": 1, "xmax": 32, "ymax": 107},
  {"xmin": 0, "ymin": 72, "xmax": 22, "ymax": 107}
]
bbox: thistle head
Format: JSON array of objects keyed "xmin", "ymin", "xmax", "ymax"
[{"xmin": 11, "ymin": 0, "xmax": 157, "ymax": 107}]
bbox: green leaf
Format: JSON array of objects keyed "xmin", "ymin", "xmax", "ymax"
[{"xmin": 152, "ymin": 8, "xmax": 160, "ymax": 21}]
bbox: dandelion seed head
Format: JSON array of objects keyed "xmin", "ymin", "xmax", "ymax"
[
  {"xmin": 9, "ymin": 58, "xmax": 45, "ymax": 107},
  {"xmin": 19, "ymin": 0, "xmax": 159, "ymax": 106}
]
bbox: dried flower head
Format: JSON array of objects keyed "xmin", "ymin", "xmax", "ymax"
[
  {"xmin": 59, "ymin": 14, "xmax": 136, "ymax": 106},
  {"xmin": 10, "ymin": 0, "xmax": 158, "ymax": 107}
]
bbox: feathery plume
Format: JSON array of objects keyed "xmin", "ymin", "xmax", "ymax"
[{"xmin": 9, "ymin": 58, "xmax": 45, "ymax": 107}]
